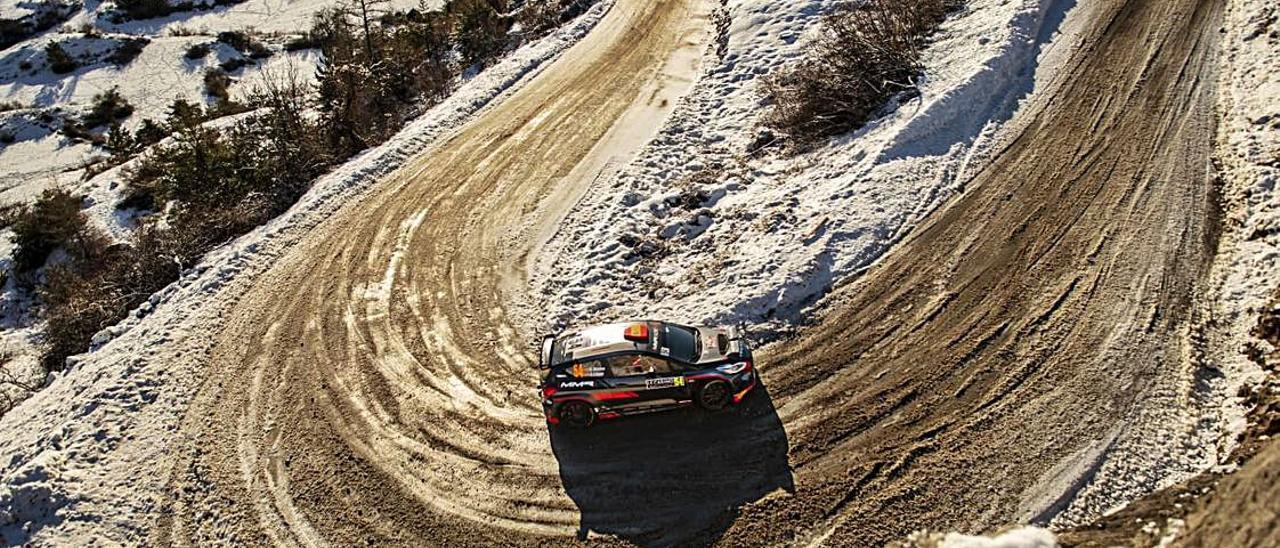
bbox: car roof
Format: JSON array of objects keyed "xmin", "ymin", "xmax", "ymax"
[{"xmin": 551, "ymin": 322, "xmax": 658, "ymax": 365}]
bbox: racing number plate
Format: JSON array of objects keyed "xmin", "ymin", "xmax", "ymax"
[{"xmin": 645, "ymin": 376, "xmax": 686, "ymax": 389}]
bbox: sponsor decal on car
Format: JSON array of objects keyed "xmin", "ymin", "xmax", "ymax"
[
  {"xmin": 570, "ymin": 363, "xmax": 605, "ymax": 378},
  {"xmin": 560, "ymin": 380, "xmax": 595, "ymax": 389},
  {"xmin": 644, "ymin": 376, "xmax": 685, "ymax": 389}
]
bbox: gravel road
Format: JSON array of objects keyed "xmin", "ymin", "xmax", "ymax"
[{"xmin": 152, "ymin": 0, "xmax": 1227, "ymax": 544}]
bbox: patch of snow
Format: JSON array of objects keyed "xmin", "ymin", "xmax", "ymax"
[
  {"xmin": 101, "ymin": 0, "xmax": 440, "ymax": 35},
  {"xmin": 529, "ymin": 0, "xmax": 1081, "ymax": 338},
  {"xmin": 900, "ymin": 526, "xmax": 1058, "ymax": 548},
  {"xmin": 937, "ymin": 527, "xmax": 1058, "ymax": 548},
  {"xmin": 0, "ymin": 3, "xmax": 612, "ymax": 544}
]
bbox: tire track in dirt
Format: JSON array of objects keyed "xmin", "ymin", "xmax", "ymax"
[
  {"xmin": 155, "ymin": 1, "xmax": 724, "ymax": 545},
  {"xmin": 152, "ymin": 0, "xmax": 1225, "ymax": 544},
  {"xmin": 723, "ymin": 0, "xmax": 1224, "ymax": 544}
]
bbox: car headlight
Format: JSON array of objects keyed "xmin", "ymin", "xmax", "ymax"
[{"xmin": 716, "ymin": 361, "xmax": 751, "ymax": 375}]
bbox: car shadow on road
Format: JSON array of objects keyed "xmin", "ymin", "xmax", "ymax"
[{"xmin": 548, "ymin": 384, "xmax": 793, "ymax": 546}]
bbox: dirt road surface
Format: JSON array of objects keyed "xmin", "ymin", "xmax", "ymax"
[{"xmin": 154, "ymin": 0, "xmax": 1226, "ymax": 544}]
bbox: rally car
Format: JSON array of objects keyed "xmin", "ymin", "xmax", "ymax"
[{"xmin": 537, "ymin": 320, "xmax": 756, "ymax": 428}]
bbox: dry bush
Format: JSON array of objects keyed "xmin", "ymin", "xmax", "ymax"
[
  {"xmin": 203, "ymin": 67, "xmax": 232, "ymax": 103},
  {"xmin": 184, "ymin": 42, "xmax": 211, "ymax": 58},
  {"xmin": 39, "ymin": 225, "xmax": 178, "ymax": 371},
  {"xmin": 762, "ymin": 0, "xmax": 959, "ymax": 148}
]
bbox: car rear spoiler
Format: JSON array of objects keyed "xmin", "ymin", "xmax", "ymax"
[
  {"xmin": 538, "ymin": 335, "xmax": 555, "ymax": 369},
  {"xmin": 725, "ymin": 324, "xmax": 748, "ymax": 360}
]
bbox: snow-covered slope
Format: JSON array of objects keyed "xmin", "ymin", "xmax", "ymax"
[
  {"xmin": 0, "ymin": 0, "xmax": 391, "ymax": 200},
  {"xmin": 528, "ymin": 0, "xmax": 1079, "ymax": 337}
]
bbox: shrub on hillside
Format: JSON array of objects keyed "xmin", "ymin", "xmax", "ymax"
[
  {"xmin": 216, "ymin": 30, "xmax": 252, "ymax": 50},
  {"xmin": 5, "ymin": 188, "xmax": 88, "ymax": 273},
  {"xmin": 184, "ymin": 42, "xmax": 211, "ymax": 59},
  {"xmin": 45, "ymin": 42, "xmax": 77, "ymax": 74},
  {"xmin": 82, "ymin": 87, "xmax": 134, "ymax": 128},
  {"xmin": 512, "ymin": 0, "xmax": 591, "ymax": 39},
  {"xmin": 39, "ymin": 225, "xmax": 176, "ymax": 371},
  {"xmin": 217, "ymin": 29, "xmax": 272, "ymax": 58},
  {"xmin": 133, "ymin": 118, "xmax": 168, "ymax": 147},
  {"xmin": 107, "ymin": 37, "xmax": 149, "ymax": 65},
  {"xmin": 127, "ymin": 73, "xmax": 329, "ymax": 217},
  {"xmin": 762, "ymin": 0, "xmax": 959, "ymax": 148},
  {"xmin": 449, "ymin": 0, "xmax": 511, "ymax": 67},
  {"xmin": 313, "ymin": 2, "xmax": 456, "ymax": 154},
  {"xmin": 114, "ymin": 0, "xmax": 173, "ymax": 21},
  {"xmin": 203, "ymin": 67, "xmax": 232, "ymax": 104}
]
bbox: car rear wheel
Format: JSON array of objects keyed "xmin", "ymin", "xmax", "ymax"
[
  {"xmin": 697, "ymin": 380, "xmax": 732, "ymax": 411},
  {"xmin": 558, "ymin": 400, "xmax": 596, "ymax": 428}
]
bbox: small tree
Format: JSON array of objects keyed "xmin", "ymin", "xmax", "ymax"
[
  {"xmin": 45, "ymin": 42, "xmax": 77, "ymax": 74},
  {"xmin": 83, "ymin": 87, "xmax": 134, "ymax": 128},
  {"xmin": 7, "ymin": 188, "xmax": 87, "ymax": 273},
  {"xmin": 133, "ymin": 118, "xmax": 167, "ymax": 147},
  {"xmin": 106, "ymin": 123, "xmax": 135, "ymax": 157},
  {"xmin": 165, "ymin": 98, "xmax": 206, "ymax": 130},
  {"xmin": 450, "ymin": 0, "xmax": 511, "ymax": 67}
]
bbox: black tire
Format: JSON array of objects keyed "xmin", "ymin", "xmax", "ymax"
[
  {"xmin": 697, "ymin": 380, "xmax": 732, "ymax": 411},
  {"xmin": 558, "ymin": 400, "xmax": 596, "ymax": 429}
]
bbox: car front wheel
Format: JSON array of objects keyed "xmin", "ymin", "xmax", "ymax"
[{"xmin": 697, "ymin": 380, "xmax": 732, "ymax": 411}]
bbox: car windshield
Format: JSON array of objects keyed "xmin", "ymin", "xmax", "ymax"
[{"xmin": 662, "ymin": 324, "xmax": 700, "ymax": 363}]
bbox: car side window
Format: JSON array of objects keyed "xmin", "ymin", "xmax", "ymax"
[
  {"xmin": 561, "ymin": 360, "xmax": 607, "ymax": 379},
  {"xmin": 603, "ymin": 354, "xmax": 674, "ymax": 377}
]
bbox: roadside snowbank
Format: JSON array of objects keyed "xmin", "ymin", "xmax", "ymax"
[
  {"xmin": 939, "ymin": 527, "xmax": 1058, "ymax": 548},
  {"xmin": 0, "ymin": 3, "xmax": 611, "ymax": 543},
  {"xmin": 529, "ymin": 0, "xmax": 1078, "ymax": 337},
  {"xmin": 899, "ymin": 526, "xmax": 1057, "ymax": 548}
]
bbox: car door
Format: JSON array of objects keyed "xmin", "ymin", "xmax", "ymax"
[{"xmin": 603, "ymin": 353, "xmax": 690, "ymax": 405}]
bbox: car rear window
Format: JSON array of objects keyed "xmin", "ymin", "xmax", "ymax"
[{"xmin": 662, "ymin": 324, "xmax": 700, "ymax": 363}]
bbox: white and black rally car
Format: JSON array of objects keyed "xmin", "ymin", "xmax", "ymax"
[{"xmin": 538, "ymin": 321, "xmax": 756, "ymax": 428}]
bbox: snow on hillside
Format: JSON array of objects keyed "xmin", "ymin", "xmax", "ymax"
[
  {"xmin": 0, "ymin": 3, "xmax": 611, "ymax": 543},
  {"xmin": 528, "ymin": 0, "xmax": 1079, "ymax": 337},
  {"xmin": 0, "ymin": 32, "xmax": 315, "ymax": 193},
  {"xmin": 0, "ymin": 0, "xmax": 398, "ymax": 202},
  {"xmin": 88, "ymin": 0, "xmax": 437, "ymax": 34}
]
